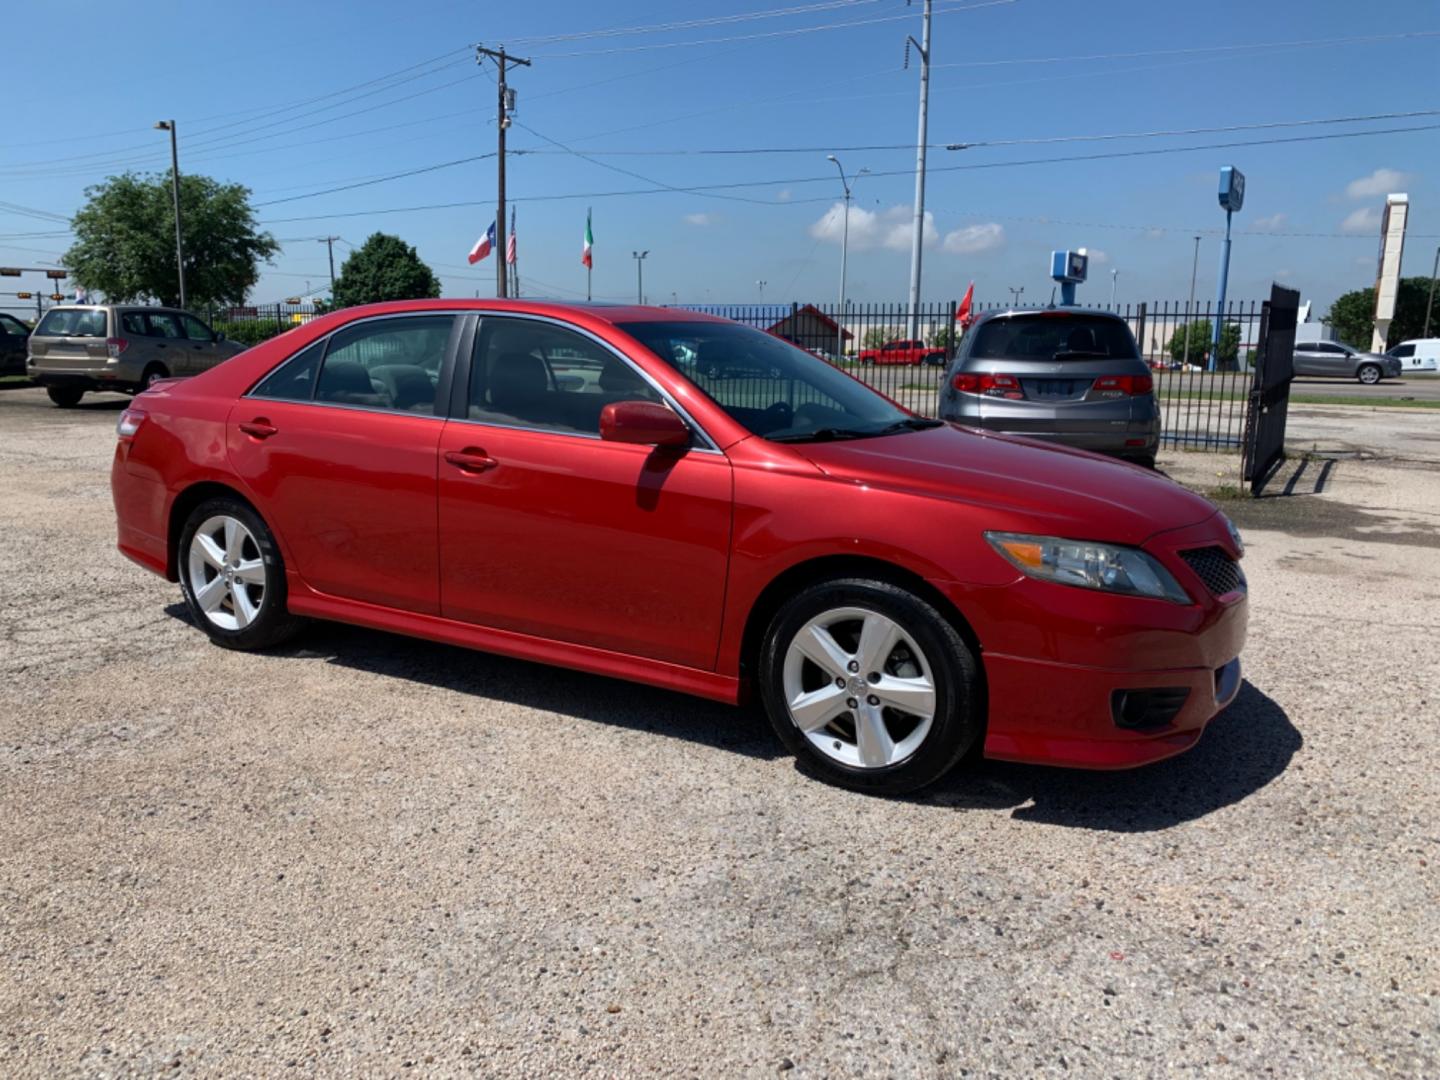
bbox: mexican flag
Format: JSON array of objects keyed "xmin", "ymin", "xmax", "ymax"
[{"xmin": 581, "ymin": 209, "xmax": 593, "ymax": 268}]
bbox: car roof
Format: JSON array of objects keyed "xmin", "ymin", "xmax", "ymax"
[
  {"xmin": 320, "ymin": 297, "xmax": 730, "ymax": 326},
  {"xmin": 970, "ymin": 306, "xmax": 1132, "ymax": 327}
]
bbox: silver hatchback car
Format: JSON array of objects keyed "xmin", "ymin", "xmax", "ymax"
[
  {"xmin": 27, "ymin": 304, "xmax": 245, "ymax": 407},
  {"xmin": 938, "ymin": 308, "xmax": 1160, "ymax": 467},
  {"xmin": 1292, "ymin": 340, "xmax": 1402, "ymax": 384}
]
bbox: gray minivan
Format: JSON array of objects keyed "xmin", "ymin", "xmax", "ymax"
[
  {"xmin": 27, "ymin": 305, "xmax": 245, "ymax": 407},
  {"xmin": 938, "ymin": 308, "xmax": 1160, "ymax": 468}
]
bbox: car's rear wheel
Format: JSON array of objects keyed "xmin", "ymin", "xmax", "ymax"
[
  {"xmin": 1357, "ymin": 363, "xmax": 1381, "ymax": 385},
  {"xmin": 46, "ymin": 386, "xmax": 83, "ymax": 408},
  {"xmin": 758, "ymin": 578, "xmax": 982, "ymax": 795},
  {"xmin": 178, "ymin": 497, "xmax": 302, "ymax": 650}
]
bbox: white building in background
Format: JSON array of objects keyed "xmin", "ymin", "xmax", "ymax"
[{"xmin": 1372, "ymin": 192, "xmax": 1409, "ymax": 352}]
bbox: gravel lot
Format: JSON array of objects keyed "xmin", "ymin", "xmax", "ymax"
[{"xmin": 1, "ymin": 385, "xmax": 1436, "ymax": 1077}]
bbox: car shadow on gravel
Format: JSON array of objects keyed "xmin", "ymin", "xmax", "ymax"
[
  {"xmin": 921, "ymin": 681, "xmax": 1300, "ymax": 831},
  {"xmin": 171, "ymin": 608, "xmax": 783, "ymax": 761}
]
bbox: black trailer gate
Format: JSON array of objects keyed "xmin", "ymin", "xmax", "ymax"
[{"xmin": 1241, "ymin": 284, "xmax": 1299, "ymax": 494}]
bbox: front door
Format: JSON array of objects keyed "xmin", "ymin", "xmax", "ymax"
[
  {"xmin": 226, "ymin": 313, "xmax": 459, "ymax": 614},
  {"xmin": 142, "ymin": 310, "xmax": 190, "ymax": 374},
  {"xmin": 181, "ymin": 313, "xmax": 221, "ymax": 373},
  {"xmin": 436, "ymin": 315, "xmax": 732, "ymax": 670}
]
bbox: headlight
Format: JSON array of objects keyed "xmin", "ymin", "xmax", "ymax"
[
  {"xmin": 986, "ymin": 531, "xmax": 1191, "ymax": 604},
  {"xmin": 1222, "ymin": 515, "xmax": 1244, "ymax": 557}
]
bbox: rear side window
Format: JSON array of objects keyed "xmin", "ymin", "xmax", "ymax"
[
  {"xmin": 121, "ymin": 312, "xmax": 148, "ymax": 335},
  {"xmin": 969, "ymin": 315, "xmax": 1139, "ymax": 361},
  {"xmin": 35, "ymin": 309, "xmax": 106, "ymax": 337},
  {"xmin": 251, "ymin": 341, "xmax": 324, "ymax": 402},
  {"xmin": 316, "ymin": 315, "xmax": 453, "ymax": 414}
]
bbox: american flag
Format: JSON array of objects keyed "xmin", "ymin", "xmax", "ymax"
[{"xmin": 506, "ymin": 207, "xmax": 517, "ymax": 265}]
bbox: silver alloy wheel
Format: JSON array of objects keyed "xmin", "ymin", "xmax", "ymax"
[
  {"xmin": 781, "ymin": 605, "xmax": 937, "ymax": 770},
  {"xmin": 186, "ymin": 514, "xmax": 267, "ymax": 631},
  {"xmin": 1359, "ymin": 364, "xmax": 1380, "ymax": 385}
]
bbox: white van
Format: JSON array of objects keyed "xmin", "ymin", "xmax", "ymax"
[{"xmin": 1386, "ymin": 339, "xmax": 1440, "ymax": 373}]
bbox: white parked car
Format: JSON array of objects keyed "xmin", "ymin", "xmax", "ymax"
[{"xmin": 1386, "ymin": 339, "xmax": 1440, "ymax": 374}]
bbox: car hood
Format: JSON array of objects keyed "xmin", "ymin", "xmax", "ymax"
[{"xmin": 795, "ymin": 423, "xmax": 1218, "ymax": 545}]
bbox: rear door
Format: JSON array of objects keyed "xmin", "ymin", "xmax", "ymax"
[
  {"xmin": 142, "ymin": 310, "xmax": 189, "ymax": 374},
  {"xmin": 226, "ymin": 313, "xmax": 459, "ymax": 614}
]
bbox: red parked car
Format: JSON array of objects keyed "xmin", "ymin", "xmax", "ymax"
[
  {"xmin": 859, "ymin": 338, "xmax": 946, "ymax": 366},
  {"xmin": 111, "ymin": 300, "xmax": 1247, "ymax": 795}
]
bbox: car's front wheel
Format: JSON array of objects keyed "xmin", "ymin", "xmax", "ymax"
[
  {"xmin": 758, "ymin": 578, "xmax": 982, "ymax": 795},
  {"xmin": 178, "ymin": 496, "xmax": 303, "ymax": 650},
  {"xmin": 1357, "ymin": 363, "xmax": 1382, "ymax": 385}
]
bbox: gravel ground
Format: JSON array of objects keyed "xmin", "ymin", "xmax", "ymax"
[{"xmin": 0, "ymin": 385, "xmax": 1436, "ymax": 1078}]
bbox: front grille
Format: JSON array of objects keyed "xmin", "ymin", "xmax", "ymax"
[
  {"xmin": 1180, "ymin": 546, "xmax": 1244, "ymax": 597},
  {"xmin": 1111, "ymin": 687, "xmax": 1190, "ymax": 729}
]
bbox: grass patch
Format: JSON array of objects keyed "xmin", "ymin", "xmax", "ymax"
[
  {"xmin": 0, "ymin": 375, "xmax": 33, "ymax": 386},
  {"xmin": 1158, "ymin": 390, "xmax": 1440, "ymax": 409}
]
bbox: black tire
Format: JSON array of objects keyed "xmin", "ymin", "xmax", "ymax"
[
  {"xmin": 46, "ymin": 385, "xmax": 83, "ymax": 408},
  {"xmin": 1357, "ymin": 363, "xmax": 1381, "ymax": 385},
  {"xmin": 177, "ymin": 496, "xmax": 303, "ymax": 651},
  {"xmin": 140, "ymin": 364, "xmax": 169, "ymax": 391},
  {"xmin": 1128, "ymin": 453, "xmax": 1157, "ymax": 470},
  {"xmin": 758, "ymin": 577, "xmax": 982, "ymax": 795}
]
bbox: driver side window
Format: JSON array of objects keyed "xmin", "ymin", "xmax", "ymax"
[{"xmin": 467, "ymin": 317, "xmax": 660, "ymax": 435}]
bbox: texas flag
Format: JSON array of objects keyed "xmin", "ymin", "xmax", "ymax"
[{"xmin": 468, "ymin": 221, "xmax": 497, "ymax": 265}]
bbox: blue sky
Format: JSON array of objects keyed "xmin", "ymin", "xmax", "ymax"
[{"xmin": 2, "ymin": 0, "xmax": 1437, "ymax": 312}]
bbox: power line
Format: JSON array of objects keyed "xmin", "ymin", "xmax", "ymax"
[
  {"xmin": 253, "ymin": 153, "xmax": 496, "ymax": 207},
  {"xmin": 508, "ymin": 0, "xmax": 883, "ymax": 46}
]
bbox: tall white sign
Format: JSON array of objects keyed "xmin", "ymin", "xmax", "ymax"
[{"xmin": 1372, "ymin": 192, "xmax": 1409, "ymax": 352}]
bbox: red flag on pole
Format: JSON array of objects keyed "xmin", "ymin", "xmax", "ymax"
[{"xmin": 955, "ymin": 281, "xmax": 975, "ymax": 328}]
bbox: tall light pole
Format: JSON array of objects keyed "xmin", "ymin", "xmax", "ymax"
[
  {"xmin": 632, "ymin": 250, "xmax": 648, "ymax": 304},
  {"xmin": 1007, "ymin": 286, "xmax": 1024, "ymax": 307},
  {"xmin": 757, "ymin": 280, "xmax": 767, "ymax": 303},
  {"xmin": 1110, "ymin": 268, "xmax": 1119, "ymax": 308},
  {"xmin": 1182, "ymin": 235, "xmax": 1202, "ymax": 367},
  {"xmin": 1211, "ymin": 165, "xmax": 1246, "ymax": 371},
  {"xmin": 827, "ymin": 155, "xmax": 868, "ymax": 360},
  {"xmin": 906, "ymin": 0, "xmax": 934, "ymax": 341},
  {"xmin": 1425, "ymin": 244, "xmax": 1440, "ymax": 338},
  {"xmin": 154, "ymin": 121, "xmax": 185, "ymax": 309}
]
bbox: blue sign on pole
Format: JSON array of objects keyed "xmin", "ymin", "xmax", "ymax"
[
  {"xmin": 1211, "ymin": 167, "xmax": 1245, "ymax": 369},
  {"xmin": 1050, "ymin": 249, "xmax": 1088, "ymax": 305}
]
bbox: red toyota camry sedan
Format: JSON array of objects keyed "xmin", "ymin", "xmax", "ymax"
[{"xmin": 110, "ymin": 299, "xmax": 1246, "ymax": 795}]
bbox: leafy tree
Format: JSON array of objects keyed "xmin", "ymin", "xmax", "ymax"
[
  {"xmin": 65, "ymin": 171, "xmax": 276, "ymax": 309},
  {"xmin": 861, "ymin": 326, "xmax": 901, "ymax": 349},
  {"xmin": 332, "ymin": 233, "xmax": 440, "ymax": 308},
  {"xmin": 1165, "ymin": 319, "xmax": 1241, "ymax": 367},
  {"xmin": 1327, "ymin": 277, "xmax": 1437, "ymax": 348},
  {"xmin": 931, "ymin": 325, "xmax": 961, "ymax": 352}
]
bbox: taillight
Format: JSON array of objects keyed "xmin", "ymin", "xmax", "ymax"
[
  {"xmin": 116, "ymin": 408, "xmax": 145, "ymax": 441},
  {"xmin": 1091, "ymin": 374, "xmax": 1154, "ymax": 397},
  {"xmin": 951, "ymin": 372, "xmax": 1023, "ymax": 399},
  {"xmin": 106, "ymin": 337, "xmax": 129, "ymax": 360}
]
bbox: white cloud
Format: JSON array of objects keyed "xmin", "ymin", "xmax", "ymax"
[
  {"xmin": 941, "ymin": 222, "xmax": 1005, "ymax": 255},
  {"xmin": 776, "ymin": 189, "xmax": 793, "ymax": 203},
  {"xmin": 1346, "ymin": 168, "xmax": 1414, "ymax": 199},
  {"xmin": 808, "ymin": 202, "xmax": 937, "ymax": 252},
  {"xmin": 1250, "ymin": 212, "xmax": 1287, "ymax": 231},
  {"xmin": 1085, "ymin": 249, "xmax": 1110, "ymax": 265},
  {"xmin": 1340, "ymin": 206, "xmax": 1382, "ymax": 234},
  {"xmin": 683, "ymin": 212, "xmax": 713, "ymax": 226}
]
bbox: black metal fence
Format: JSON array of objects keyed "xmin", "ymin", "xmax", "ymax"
[{"xmin": 675, "ymin": 299, "xmax": 1268, "ymax": 452}]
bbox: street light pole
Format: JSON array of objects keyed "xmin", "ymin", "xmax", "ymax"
[
  {"xmin": 632, "ymin": 250, "xmax": 648, "ymax": 304},
  {"xmin": 154, "ymin": 121, "xmax": 185, "ymax": 309},
  {"xmin": 826, "ymin": 156, "xmax": 868, "ymax": 360},
  {"xmin": 1007, "ymin": 286, "xmax": 1024, "ymax": 307},
  {"xmin": 1183, "ymin": 235, "xmax": 1201, "ymax": 367},
  {"xmin": 1425, "ymin": 244, "xmax": 1440, "ymax": 338},
  {"xmin": 757, "ymin": 280, "xmax": 767, "ymax": 304},
  {"xmin": 1110, "ymin": 268, "xmax": 1118, "ymax": 308}
]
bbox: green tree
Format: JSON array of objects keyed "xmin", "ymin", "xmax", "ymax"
[
  {"xmin": 65, "ymin": 171, "xmax": 276, "ymax": 309},
  {"xmin": 861, "ymin": 326, "xmax": 900, "ymax": 349},
  {"xmin": 930, "ymin": 325, "xmax": 961, "ymax": 352},
  {"xmin": 1327, "ymin": 277, "xmax": 1437, "ymax": 348},
  {"xmin": 332, "ymin": 233, "xmax": 440, "ymax": 308},
  {"xmin": 1166, "ymin": 319, "xmax": 1241, "ymax": 367}
]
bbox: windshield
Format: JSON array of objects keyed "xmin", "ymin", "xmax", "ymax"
[
  {"xmin": 969, "ymin": 313, "xmax": 1139, "ymax": 361},
  {"xmin": 618, "ymin": 320, "xmax": 923, "ymax": 442}
]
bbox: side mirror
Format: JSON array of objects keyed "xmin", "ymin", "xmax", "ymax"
[{"xmin": 599, "ymin": 400, "xmax": 690, "ymax": 448}]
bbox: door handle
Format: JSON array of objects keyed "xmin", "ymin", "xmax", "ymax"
[
  {"xmin": 239, "ymin": 418, "xmax": 278, "ymax": 439},
  {"xmin": 445, "ymin": 448, "xmax": 498, "ymax": 473}
]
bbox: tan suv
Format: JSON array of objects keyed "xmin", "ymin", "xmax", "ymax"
[{"xmin": 27, "ymin": 305, "xmax": 246, "ymax": 407}]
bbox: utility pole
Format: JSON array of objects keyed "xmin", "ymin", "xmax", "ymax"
[
  {"xmin": 318, "ymin": 236, "xmax": 339, "ymax": 296},
  {"xmin": 1426, "ymin": 245, "xmax": 1440, "ymax": 338},
  {"xmin": 827, "ymin": 155, "xmax": 868, "ymax": 361},
  {"xmin": 154, "ymin": 120, "xmax": 185, "ymax": 309},
  {"xmin": 632, "ymin": 250, "xmax": 648, "ymax": 304},
  {"xmin": 477, "ymin": 44, "xmax": 530, "ymax": 299},
  {"xmin": 1110, "ymin": 268, "xmax": 1118, "ymax": 308},
  {"xmin": 1183, "ymin": 235, "xmax": 1201, "ymax": 367},
  {"xmin": 905, "ymin": 0, "xmax": 933, "ymax": 340}
]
